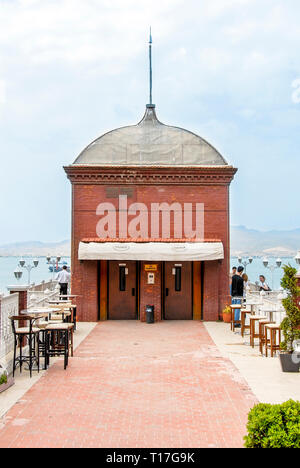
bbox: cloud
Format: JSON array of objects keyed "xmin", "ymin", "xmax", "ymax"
[{"xmin": 0, "ymin": 0, "xmax": 300, "ymax": 242}]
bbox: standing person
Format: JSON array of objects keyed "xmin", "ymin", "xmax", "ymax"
[
  {"xmin": 56, "ymin": 265, "xmax": 71, "ymax": 298},
  {"xmin": 242, "ymin": 273, "xmax": 249, "ymax": 301},
  {"xmin": 231, "ymin": 267, "xmax": 237, "ymax": 278},
  {"xmin": 230, "ymin": 267, "xmax": 237, "ymax": 296},
  {"xmin": 231, "ymin": 266, "xmax": 244, "ymax": 326}
]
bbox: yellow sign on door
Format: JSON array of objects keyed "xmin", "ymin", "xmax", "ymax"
[{"xmin": 144, "ymin": 264, "xmax": 158, "ymax": 272}]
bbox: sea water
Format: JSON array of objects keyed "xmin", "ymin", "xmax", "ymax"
[
  {"xmin": 0, "ymin": 256, "xmax": 297, "ymax": 294},
  {"xmin": 0, "ymin": 257, "xmax": 71, "ymax": 294},
  {"xmin": 230, "ymin": 256, "xmax": 298, "ymax": 290}
]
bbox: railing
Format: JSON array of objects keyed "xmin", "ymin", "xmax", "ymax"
[
  {"xmin": 246, "ymin": 289, "xmax": 287, "ymax": 325},
  {"xmin": 0, "ymin": 280, "xmax": 60, "ymax": 373},
  {"xmin": 29, "ymin": 280, "xmax": 56, "ymax": 292},
  {"xmin": 0, "ymin": 293, "xmax": 19, "ymax": 364},
  {"xmin": 27, "ymin": 281, "xmax": 59, "ymax": 308}
]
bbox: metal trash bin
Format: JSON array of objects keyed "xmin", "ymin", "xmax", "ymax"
[{"xmin": 146, "ymin": 305, "xmax": 155, "ymax": 324}]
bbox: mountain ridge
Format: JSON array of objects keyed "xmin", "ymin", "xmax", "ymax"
[{"xmin": 0, "ymin": 227, "xmax": 299, "ymax": 257}]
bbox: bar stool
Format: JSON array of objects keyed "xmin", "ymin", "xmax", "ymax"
[
  {"xmin": 10, "ymin": 315, "xmax": 42, "ymax": 378},
  {"xmin": 65, "ymin": 305, "xmax": 77, "ymax": 330},
  {"xmin": 265, "ymin": 324, "xmax": 281, "ymax": 357},
  {"xmin": 259, "ymin": 320, "xmax": 275, "ymax": 354},
  {"xmin": 250, "ymin": 315, "xmax": 267, "ymax": 348},
  {"xmin": 230, "ymin": 304, "xmax": 242, "ymax": 332},
  {"xmin": 241, "ymin": 310, "xmax": 252, "ymax": 337},
  {"xmin": 45, "ymin": 323, "xmax": 74, "ymax": 370}
]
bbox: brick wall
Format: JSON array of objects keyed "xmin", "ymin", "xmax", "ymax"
[{"xmin": 68, "ymin": 178, "xmax": 233, "ymax": 322}]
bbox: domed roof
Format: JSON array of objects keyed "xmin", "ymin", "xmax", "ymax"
[{"xmin": 72, "ymin": 105, "xmax": 228, "ymax": 166}]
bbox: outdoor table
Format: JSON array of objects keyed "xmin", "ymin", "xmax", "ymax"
[
  {"xmin": 20, "ymin": 309, "xmax": 61, "ymax": 372},
  {"xmin": 244, "ymin": 301, "xmax": 261, "ymax": 314},
  {"xmin": 262, "ymin": 309, "xmax": 284, "ymax": 323},
  {"xmin": 47, "ymin": 301, "xmax": 77, "ymax": 330},
  {"xmin": 47, "ymin": 300, "xmax": 72, "ymax": 305},
  {"xmin": 22, "ymin": 307, "xmax": 61, "ymax": 318},
  {"xmin": 59, "ymin": 295, "xmax": 79, "ymax": 299}
]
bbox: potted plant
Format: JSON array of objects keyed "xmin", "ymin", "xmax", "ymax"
[
  {"xmin": 222, "ymin": 305, "xmax": 232, "ymax": 323},
  {"xmin": 0, "ymin": 365, "xmax": 14, "ymax": 394},
  {"xmin": 279, "ymin": 265, "xmax": 300, "ymax": 372}
]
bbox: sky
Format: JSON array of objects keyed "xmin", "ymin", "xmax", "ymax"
[{"xmin": 0, "ymin": 0, "xmax": 300, "ymax": 244}]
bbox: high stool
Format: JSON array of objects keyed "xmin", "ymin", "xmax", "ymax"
[
  {"xmin": 259, "ymin": 320, "xmax": 275, "ymax": 354},
  {"xmin": 265, "ymin": 324, "xmax": 281, "ymax": 357},
  {"xmin": 10, "ymin": 315, "xmax": 41, "ymax": 378},
  {"xmin": 250, "ymin": 315, "xmax": 267, "ymax": 348},
  {"xmin": 45, "ymin": 323, "xmax": 74, "ymax": 370},
  {"xmin": 66, "ymin": 305, "xmax": 77, "ymax": 330},
  {"xmin": 230, "ymin": 304, "xmax": 242, "ymax": 332},
  {"xmin": 241, "ymin": 310, "xmax": 252, "ymax": 337}
]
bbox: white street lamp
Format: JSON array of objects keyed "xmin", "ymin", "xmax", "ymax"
[
  {"xmin": 262, "ymin": 257, "xmax": 282, "ymax": 290},
  {"xmin": 14, "ymin": 267, "xmax": 23, "ymax": 282},
  {"xmin": 17, "ymin": 258, "xmax": 39, "ymax": 285},
  {"xmin": 237, "ymin": 256, "xmax": 253, "ymax": 273}
]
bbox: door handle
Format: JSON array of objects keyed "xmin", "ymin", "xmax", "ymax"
[
  {"xmin": 132, "ymin": 288, "xmax": 136, "ymax": 297},
  {"xmin": 166, "ymin": 288, "xmax": 169, "ymax": 297}
]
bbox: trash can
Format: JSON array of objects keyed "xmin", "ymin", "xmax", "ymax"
[{"xmin": 146, "ymin": 305, "xmax": 155, "ymax": 324}]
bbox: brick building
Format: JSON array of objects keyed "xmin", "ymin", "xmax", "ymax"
[{"xmin": 64, "ymin": 104, "xmax": 237, "ymax": 322}]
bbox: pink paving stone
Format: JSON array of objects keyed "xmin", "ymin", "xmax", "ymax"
[{"xmin": 0, "ymin": 322, "xmax": 257, "ymax": 448}]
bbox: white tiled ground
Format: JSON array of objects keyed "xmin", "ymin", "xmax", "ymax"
[{"xmin": 205, "ymin": 322, "xmax": 300, "ymax": 404}]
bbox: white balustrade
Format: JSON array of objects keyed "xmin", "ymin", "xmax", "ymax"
[
  {"xmin": 27, "ymin": 281, "xmax": 59, "ymax": 308},
  {"xmin": 0, "ymin": 293, "xmax": 19, "ymax": 361}
]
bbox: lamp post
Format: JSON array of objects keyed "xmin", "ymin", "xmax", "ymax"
[
  {"xmin": 47, "ymin": 255, "xmax": 62, "ymax": 280},
  {"xmin": 14, "ymin": 267, "xmax": 23, "ymax": 282},
  {"xmin": 237, "ymin": 256, "xmax": 253, "ymax": 273},
  {"xmin": 295, "ymin": 251, "xmax": 300, "ymax": 276},
  {"xmin": 18, "ymin": 258, "xmax": 39, "ymax": 286},
  {"xmin": 262, "ymin": 257, "xmax": 282, "ymax": 290}
]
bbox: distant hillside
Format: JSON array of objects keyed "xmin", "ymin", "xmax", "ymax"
[
  {"xmin": 0, "ymin": 227, "xmax": 299, "ymax": 257},
  {"xmin": 0, "ymin": 240, "xmax": 71, "ymax": 257},
  {"xmin": 231, "ymin": 226, "xmax": 300, "ymax": 257}
]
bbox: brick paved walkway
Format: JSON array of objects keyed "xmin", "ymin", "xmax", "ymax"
[{"xmin": 0, "ymin": 322, "xmax": 257, "ymax": 448}]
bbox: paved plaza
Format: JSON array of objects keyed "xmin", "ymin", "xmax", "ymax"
[{"xmin": 0, "ymin": 321, "xmax": 257, "ymax": 448}]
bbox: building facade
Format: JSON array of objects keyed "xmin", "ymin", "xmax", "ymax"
[{"xmin": 65, "ymin": 104, "xmax": 237, "ymax": 322}]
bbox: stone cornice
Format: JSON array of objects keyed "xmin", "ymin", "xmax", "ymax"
[{"xmin": 64, "ymin": 165, "xmax": 238, "ymax": 186}]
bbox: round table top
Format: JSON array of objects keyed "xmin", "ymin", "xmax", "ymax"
[
  {"xmin": 249, "ymin": 315, "xmax": 268, "ymax": 320},
  {"xmin": 262, "ymin": 309, "xmax": 285, "ymax": 314},
  {"xmin": 47, "ymin": 300, "xmax": 72, "ymax": 305},
  {"xmin": 60, "ymin": 295, "xmax": 79, "ymax": 298},
  {"xmin": 22, "ymin": 307, "xmax": 61, "ymax": 315}
]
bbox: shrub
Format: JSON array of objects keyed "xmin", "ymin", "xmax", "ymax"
[
  {"xmin": 244, "ymin": 400, "xmax": 300, "ymax": 448},
  {"xmin": 0, "ymin": 373, "xmax": 7, "ymax": 386},
  {"xmin": 280, "ymin": 265, "xmax": 300, "ymax": 353}
]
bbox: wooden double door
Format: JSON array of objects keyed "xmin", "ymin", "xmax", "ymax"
[
  {"xmin": 108, "ymin": 261, "xmax": 138, "ymax": 320},
  {"xmin": 164, "ymin": 262, "xmax": 193, "ymax": 320},
  {"xmin": 108, "ymin": 260, "xmax": 193, "ymax": 320}
]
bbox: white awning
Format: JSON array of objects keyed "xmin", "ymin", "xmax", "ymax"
[{"xmin": 78, "ymin": 241, "xmax": 224, "ymax": 262}]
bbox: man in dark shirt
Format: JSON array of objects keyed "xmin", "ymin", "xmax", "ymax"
[{"xmin": 231, "ymin": 266, "xmax": 244, "ymax": 324}]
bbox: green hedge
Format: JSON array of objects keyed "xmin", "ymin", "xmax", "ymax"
[
  {"xmin": 244, "ymin": 400, "xmax": 300, "ymax": 448},
  {"xmin": 0, "ymin": 373, "xmax": 7, "ymax": 386}
]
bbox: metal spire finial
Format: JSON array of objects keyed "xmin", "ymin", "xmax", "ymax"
[{"xmin": 147, "ymin": 27, "xmax": 154, "ymax": 108}]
